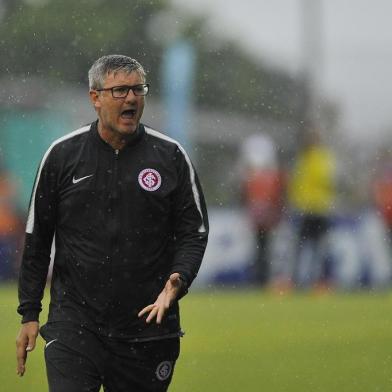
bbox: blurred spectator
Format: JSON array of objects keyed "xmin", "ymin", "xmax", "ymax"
[
  {"xmin": 0, "ymin": 165, "xmax": 23, "ymax": 280},
  {"xmin": 287, "ymin": 128, "xmax": 337, "ymax": 290},
  {"xmin": 239, "ymin": 133, "xmax": 285, "ymax": 286},
  {"xmin": 372, "ymin": 148, "xmax": 392, "ymax": 252}
]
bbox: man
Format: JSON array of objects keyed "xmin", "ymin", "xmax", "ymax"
[
  {"xmin": 288, "ymin": 127, "xmax": 336, "ymax": 289},
  {"xmin": 16, "ymin": 54, "xmax": 209, "ymax": 391},
  {"xmin": 239, "ymin": 133, "xmax": 285, "ymax": 287}
]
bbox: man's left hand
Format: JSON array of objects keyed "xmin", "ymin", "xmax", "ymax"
[{"xmin": 138, "ymin": 273, "xmax": 183, "ymax": 324}]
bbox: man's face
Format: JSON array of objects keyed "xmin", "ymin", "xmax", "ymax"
[{"xmin": 90, "ymin": 70, "xmax": 146, "ymax": 136}]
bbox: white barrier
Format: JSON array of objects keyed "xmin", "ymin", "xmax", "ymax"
[{"xmin": 193, "ymin": 207, "xmax": 392, "ymax": 290}]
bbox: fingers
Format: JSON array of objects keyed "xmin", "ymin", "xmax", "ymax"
[
  {"xmin": 156, "ymin": 305, "xmax": 166, "ymax": 324},
  {"xmin": 15, "ymin": 322, "xmax": 39, "ymax": 377},
  {"xmin": 145, "ymin": 304, "xmax": 167, "ymax": 324},
  {"xmin": 16, "ymin": 349, "xmax": 26, "ymax": 376},
  {"xmin": 138, "ymin": 303, "xmax": 169, "ymax": 324},
  {"xmin": 16, "ymin": 340, "xmax": 27, "ymax": 377},
  {"xmin": 138, "ymin": 276, "xmax": 182, "ymax": 324},
  {"xmin": 27, "ymin": 333, "xmax": 37, "ymax": 352},
  {"xmin": 138, "ymin": 304, "xmax": 159, "ymax": 323},
  {"xmin": 138, "ymin": 304, "xmax": 155, "ymax": 318},
  {"xmin": 146, "ymin": 306, "xmax": 159, "ymax": 324}
]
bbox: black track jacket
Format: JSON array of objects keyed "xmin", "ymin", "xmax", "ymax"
[{"xmin": 17, "ymin": 121, "xmax": 209, "ymax": 339}]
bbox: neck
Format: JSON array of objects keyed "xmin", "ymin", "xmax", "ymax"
[{"xmin": 97, "ymin": 123, "xmax": 138, "ymax": 150}]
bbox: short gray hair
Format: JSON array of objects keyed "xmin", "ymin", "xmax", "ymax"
[{"xmin": 88, "ymin": 55, "xmax": 146, "ymax": 89}]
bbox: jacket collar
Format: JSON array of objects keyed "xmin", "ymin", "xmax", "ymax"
[{"xmin": 90, "ymin": 120, "xmax": 145, "ymax": 151}]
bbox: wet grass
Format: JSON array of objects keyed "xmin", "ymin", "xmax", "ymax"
[{"xmin": 3, "ymin": 283, "xmax": 392, "ymax": 391}]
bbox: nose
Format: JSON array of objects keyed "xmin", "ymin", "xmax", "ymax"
[{"xmin": 124, "ymin": 89, "xmax": 137, "ymax": 102}]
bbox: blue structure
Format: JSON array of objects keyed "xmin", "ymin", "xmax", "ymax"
[{"xmin": 161, "ymin": 39, "xmax": 196, "ymax": 152}]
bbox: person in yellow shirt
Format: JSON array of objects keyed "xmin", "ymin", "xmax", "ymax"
[{"xmin": 288, "ymin": 129, "xmax": 336, "ymax": 289}]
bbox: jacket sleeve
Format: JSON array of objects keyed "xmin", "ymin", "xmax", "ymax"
[
  {"xmin": 169, "ymin": 146, "xmax": 209, "ymax": 292},
  {"xmin": 17, "ymin": 147, "xmax": 58, "ymax": 323}
]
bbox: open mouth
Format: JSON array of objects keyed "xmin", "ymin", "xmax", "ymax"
[{"xmin": 121, "ymin": 109, "xmax": 137, "ymax": 119}]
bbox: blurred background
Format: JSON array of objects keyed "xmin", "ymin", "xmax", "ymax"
[
  {"xmin": 1, "ymin": 0, "xmax": 392, "ymax": 390},
  {"xmin": 1, "ymin": 0, "xmax": 392, "ymax": 291}
]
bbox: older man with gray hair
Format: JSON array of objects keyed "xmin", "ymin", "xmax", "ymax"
[{"xmin": 16, "ymin": 54, "xmax": 209, "ymax": 392}]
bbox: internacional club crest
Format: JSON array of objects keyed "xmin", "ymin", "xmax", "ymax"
[
  {"xmin": 138, "ymin": 168, "xmax": 162, "ymax": 191},
  {"xmin": 155, "ymin": 361, "xmax": 173, "ymax": 381}
]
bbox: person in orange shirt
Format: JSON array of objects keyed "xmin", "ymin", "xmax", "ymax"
[
  {"xmin": 0, "ymin": 166, "xmax": 23, "ymax": 280},
  {"xmin": 239, "ymin": 134, "xmax": 285, "ymax": 286},
  {"xmin": 373, "ymin": 148, "xmax": 392, "ymax": 251}
]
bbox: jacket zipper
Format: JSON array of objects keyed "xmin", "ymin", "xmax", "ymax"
[{"xmin": 108, "ymin": 148, "xmax": 119, "ymax": 335}]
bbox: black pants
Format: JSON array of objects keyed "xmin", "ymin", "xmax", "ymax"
[
  {"xmin": 40, "ymin": 323, "xmax": 180, "ymax": 392},
  {"xmin": 293, "ymin": 214, "xmax": 330, "ymax": 287},
  {"xmin": 254, "ymin": 228, "xmax": 270, "ymax": 286}
]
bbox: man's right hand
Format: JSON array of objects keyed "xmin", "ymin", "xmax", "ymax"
[{"xmin": 16, "ymin": 321, "xmax": 39, "ymax": 376}]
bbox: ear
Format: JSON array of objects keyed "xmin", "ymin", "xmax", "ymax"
[{"xmin": 89, "ymin": 90, "xmax": 101, "ymax": 110}]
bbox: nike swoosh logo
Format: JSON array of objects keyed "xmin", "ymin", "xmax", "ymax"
[
  {"xmin": 45, "ymin": 339, "xmax": 57, "ymax": 349},
  {"xmin": 72, "ymin": 174, "xmax": 93, "ymax": 184}
]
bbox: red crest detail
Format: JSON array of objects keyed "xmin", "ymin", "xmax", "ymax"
[{"xmin": 138, "ymin": 168, "xmax": 162, "ymax": 191}]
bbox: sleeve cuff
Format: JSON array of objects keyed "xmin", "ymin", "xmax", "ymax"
[{"xmin": 21, "ymin": 311, "xmax": 40, "ymax": 324}]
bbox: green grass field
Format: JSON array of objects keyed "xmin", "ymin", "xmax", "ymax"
[{"xmin": 2, "ymin": 283, "xmax": 392, "ymax": 391}]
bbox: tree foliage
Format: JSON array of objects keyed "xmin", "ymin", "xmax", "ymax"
[
  {"xmin": 0, "ymin": 0, "xmax": 165, "ymax": 85},
  {"xmin": 0, "ymin": 0, "xmax": 306, "ymax": 121}
]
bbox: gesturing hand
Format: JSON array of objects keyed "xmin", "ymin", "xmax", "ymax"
[
  {"xmin": 16, "ymin": 321, "xmax": 39, "ymax": 376},
  {"xmin": 138, "ymin": 273, "xmax": 184, "ymax": 324}
]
